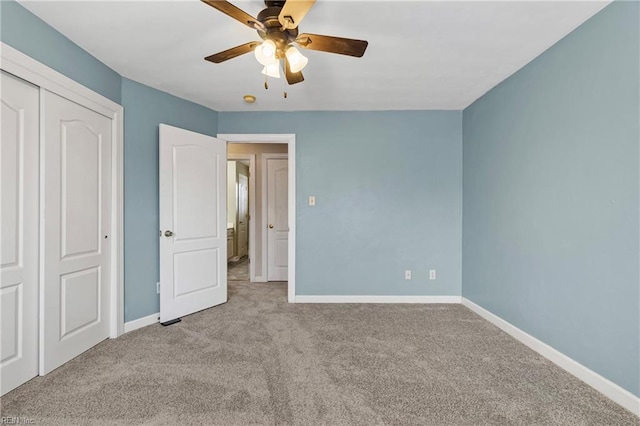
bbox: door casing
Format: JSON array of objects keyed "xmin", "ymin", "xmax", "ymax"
[{"xmin": 219, "ymin": 135, "xmax": 296, "ymax": 303}]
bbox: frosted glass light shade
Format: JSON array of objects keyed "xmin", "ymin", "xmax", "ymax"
[
  {"xmin": 285, "ymin": 46, "xmax": 308, "ymax": 73},
  {"xmin": 261, "ymin": 62, "xmax": 281, "ymax": 78},
  {"xmin": 254, "ymin": 40, "xmax": 277, "ymax": 66}
]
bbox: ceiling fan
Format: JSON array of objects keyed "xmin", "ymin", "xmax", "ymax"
[{"xmin": 202, "ymin": 0, "xmax": 369, "ymax": 85}]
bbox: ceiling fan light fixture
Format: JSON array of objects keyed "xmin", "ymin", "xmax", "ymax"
[
  {"xmin": 285, "ymin": 46, "xmax": 308, "ymax": 73},
  {"xmin": 261, "ymin": 61, "xmax": 281, "ymax": 79},
  {"xmin": 202, "ymin": 0, "xmax": 369, "ymax": 86},
  {"xmin": 254, "ymin": 39, "xmax": 277, "ymax": 66}
]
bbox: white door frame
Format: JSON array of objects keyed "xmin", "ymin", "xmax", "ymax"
[
  {"xmin": 262, "ymin": 153, "xmax": 288, "ymax": 283},
  {"xmin": 0, "ymin": 43, "xmax": 125, "ymax": 339},
  {"xmin": 218, "ymin": 134, "xmax": 296, "ymax": 303},
  {"xmin": 227, "ymin": 154, "xmax": 256, "ymax": 282}
]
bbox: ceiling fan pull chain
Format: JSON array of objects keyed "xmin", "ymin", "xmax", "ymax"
[
  {"xmin": 264, "ymin": 76, "xmax": 269, "ymax": 90},
  {"xmin": 281, "ymin": 68, "xmax": 287, "ymax": 99}
]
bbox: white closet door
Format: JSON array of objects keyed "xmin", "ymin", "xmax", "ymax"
[
  {"xmin": 0, "ymin": 71, "xmax": 39, "ymax": 395},
  {"xmin": 41, "ymin": 91, "xmax": 112, "ymax": 374}
]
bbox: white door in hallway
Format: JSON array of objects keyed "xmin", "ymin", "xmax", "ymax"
[
  {"xmin": 1, "ymin": 72, "xmax": 39, "ymax": 395},
  {"xmin": 41, "ymin": 90, "xmax": 112, "ymax": 375},
  {"xmin": 237, "ymin": 172, "xmax": 249, "ymax": 258},
  {"xmin": 159, "ymin": 124, "xmax": 227, "ymax": 323},
  {"xmin": 266, "ymin": 157, "xmax": 288, "ymax": 281}
]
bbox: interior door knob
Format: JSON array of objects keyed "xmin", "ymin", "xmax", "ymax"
[
  {"xmin": 164, "ymin": 230, "xmax": 174, "ymax": 237},
  {"xmin": 268, "ymin": 224, "xmax": 274, "ymax": 229}
]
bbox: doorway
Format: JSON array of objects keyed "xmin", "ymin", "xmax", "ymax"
[
  {"xmin": 220, "ymin": 134, "xmax": 296, "ymax": 303},
  {"xmin": 226, "ymin": 155, "xmax": 254, "ymax": 282}
]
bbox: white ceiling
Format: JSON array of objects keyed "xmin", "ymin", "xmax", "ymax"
[{"xmin": 19, "ymin": 0, "xmax": 609, "ymax": 111}]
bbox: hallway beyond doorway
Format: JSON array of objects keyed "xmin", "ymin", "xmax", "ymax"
[{"xmin": 228, "ymin": 257, "xmax": 249, "ymax": 281}]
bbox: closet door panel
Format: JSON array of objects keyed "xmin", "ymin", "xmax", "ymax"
[
  {"xmin": 0, "ymin": 71, "xmax": 39, "ymax": 396},
  {"xmin": 41, "ymin": 91, "xmax": 112, "ymax": 374}
]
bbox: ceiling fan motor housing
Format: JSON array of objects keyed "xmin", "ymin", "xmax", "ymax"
[
  {"xmin": 257, "ymin": 6, "xmax": 299, "ymax": 56},
  {"xmin": 264, "ymin": 0, "xmax": 286, "ymax": 7}
]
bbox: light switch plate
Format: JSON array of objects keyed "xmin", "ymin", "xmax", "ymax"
[{"xmin": 309, "ymin": 196, "xmax": 316, "ymax": 206}]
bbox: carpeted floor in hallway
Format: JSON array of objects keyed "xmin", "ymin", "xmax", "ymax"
[
  {"xmin": 0, "ymin": 280, "xmax": 636, "ymax": 425},
  {"xmin": 228, "ymin": 257, "xmax": 250, "ymax": 281}
]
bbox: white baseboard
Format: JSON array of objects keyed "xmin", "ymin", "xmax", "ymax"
[
  {"xmin": 123, "ymin": 312, "xmax": 160, "ymax": 333},
  {"xmin": 295, "ymin": 295, "xmax": 461, "ymax": 304},
  {"xmin": 253, "ymin": 276, "xmax": 267, "ymax": 283},
  {"xmin": 461, "ymin": 297, "xmax": 640, "ymax": 416}
]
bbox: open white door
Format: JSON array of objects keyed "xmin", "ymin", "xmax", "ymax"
[{"xmin": 159, "ymin": 124, "xmax": 227, "ymax": 324}]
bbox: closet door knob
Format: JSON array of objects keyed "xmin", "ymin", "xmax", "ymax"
[
  {"xmin": 164, "ymin": 230, "xmax": 174, "ymax": 237},
  {"xmin": 268, "ymin": 224, "xmax": 274, "ymax": 229}
]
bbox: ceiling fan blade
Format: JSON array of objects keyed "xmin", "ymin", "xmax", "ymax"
[
  {"xmin": 284, "ymin": 57, "xmax": 304, "ymax": 85},
  {"xmin": 205, "ymin": 42, "xmax": 259, "ymax": 63},
  {"xmin": 278, "ymin": 0, "xmax": 316, "ymax": 30},
  {"xmin": 296, "ymin": 33, "xmax": 368, "ymax": 57},
  {"xmin": 201, "ymin": 0, "xmax": 264, "ymax": 30}
]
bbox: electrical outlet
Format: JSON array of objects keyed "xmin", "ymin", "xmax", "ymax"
[
  {"xmin": 405, "ymin": 270, "xmax": 412, "ymax": 280},
  {"xmin": 156, "ymin": 282, "xmax": 160, "ymax": 294},
  {"xmin": 429, "ymin": 270, "xmax": 436, "ymax": 280}
]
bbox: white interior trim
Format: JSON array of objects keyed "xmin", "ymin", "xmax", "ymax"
[
  {"xmin": 37, "ymin": 89, "xmax": 46, "ymax": 376},
  {"xmin": 227, "ymin": 153, "xmax": 256, "ymax": 282},
  {"xmin": 124, "ymin": 312, "xmax": 159, "ymax": 334},
  {"xmin": 112, "ymin": 99, "xmax": 124, "ymax": 339},
  {"xmin": 218, "ymin": 134, "xmax": 296, "ymax": 303},
  {"xmin": 462, "ymin": 297, "xmax": 640, "ymax": 416},
  {"xmin": 296, "ymin": 295, "xmax": 462, "ymax": 304},
  {"xmin": 0, "ymin": 42, "xmax": 125, "ymax": 341}
]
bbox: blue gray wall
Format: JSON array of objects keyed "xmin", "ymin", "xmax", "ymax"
[
  {"xmin": 0, "ymin": 0, "xmax": 121, "ymax": 103},
  {"xmin": 462, "ymin": 1, "xmax": 639, "ymax": 397},
  {"xmin": 122, "ymin": 78, "xmax": 219, "ymax": 321},
  {"xmin": 219, "ymin": 111, "xmax": 463, "ymax": 297}
]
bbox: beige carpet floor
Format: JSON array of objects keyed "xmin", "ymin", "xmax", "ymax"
[{"xmin": 1, "ymin": 281, "xmax": 637, "ymax": 425}]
